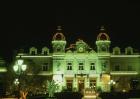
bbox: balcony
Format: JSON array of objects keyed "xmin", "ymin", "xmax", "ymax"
[{"xmin": 110, "ymin": 71, "xmax": 138, "ymax": 75}]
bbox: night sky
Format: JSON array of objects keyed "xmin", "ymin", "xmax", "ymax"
[{"xmin": 1, "ymin": 1, "xmax": 140, "ymax": 62}]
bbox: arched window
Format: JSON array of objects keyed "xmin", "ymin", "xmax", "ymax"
[
  {"xmin": 125, "ymin": 47, "xmax": 133, "ymax": 55},
  {"xmin": 42, "ymin": 47, "xmax": 49, "ymax": 55},
  {"xmin": 29, "ymin": 47, "xmax": 37, "ymax": 55},
  {"xmin": 113, "ymin": 47, "xmax": 121, "ymax": 55}
]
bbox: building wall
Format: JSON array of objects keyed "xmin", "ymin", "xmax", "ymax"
[{"xmin": 14, "ymin": 27, "xmax": 140, "ymax": 92}]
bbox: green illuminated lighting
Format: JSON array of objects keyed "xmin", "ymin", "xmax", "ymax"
[
  {"xmin": 17, "ymin": 59, "xmax": 23, "ymax": 65},
  {"xmin": 21, "ymin": 64, "xmax": 27, "ymax": 71},
  {"xmin": 0, "ymin": 67, "xmax": 7, "ymax": 72},
  {"xmin": 14, "ymin": 78, "xmax": 19, "ymax": 85},
  {"xmin": 13, "ymin": 65, "xmax": 18, "ymax": 72},
  {"xmin": 53, "ymin": 75, "xmax": 63, "ymax": 85},
  {"xmin": 108, "ymin": 80, "xmax": 116, "ymax": 85},
  {"xmin": 16, "ymin": 56, "xmax": 52, "ymax": 58},
  {"xmin": 110, "ymin": 71, "xmax": 138, "ymax": 75}
]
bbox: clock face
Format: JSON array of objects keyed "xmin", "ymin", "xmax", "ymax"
[{"xmin": 79, "ymin": 47, "xmax": 84, "ymax": 52}]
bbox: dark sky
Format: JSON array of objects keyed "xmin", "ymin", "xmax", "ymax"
[{"xmin": 1, "ymin": 1, "xmax": 140, "ymax": 62}]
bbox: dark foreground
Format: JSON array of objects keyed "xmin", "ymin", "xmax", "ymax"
[
  {"xmin": 27, "ymin": 90, "xmax": 140, "ymax": 99},
  {"xmin": 1, "ymin": 90, "xmax": 140, "ymax": 99}
]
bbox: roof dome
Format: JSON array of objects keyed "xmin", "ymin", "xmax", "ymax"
[
  {"xmin": 97, "ymin": 26, "xmax": 110, "ymax": 41},
  {"xmin": 52, "ymin": 26, "xmax": 65, "ymax": 41}
]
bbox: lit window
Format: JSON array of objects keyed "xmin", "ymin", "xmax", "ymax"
[
  {"xmin": 79, "ymin": 63, "xmax": 84, "ymax": 70},
  {"xmin": 67, "ymin": 63, "xmax": 72, "ymax": 70},
  {"xmin": 90, "ymin": 63, "xmax": 95, "ymax": 70},
  {"xmin": 42, "ymin": 63, "xmax": 49, "ymax": 71},
  {"xmin": 89, "ymin": 80, "xmax": 96, "ymax": 88}
]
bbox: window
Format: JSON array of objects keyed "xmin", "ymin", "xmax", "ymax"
[
  {"xmin": 113, "ymin": 47, "xmax": 120, "ymax": 55},
  {"xmin": 57, "ymin": 62, "xmax": 61, "ymax": 71},
  {"xmin": 89, "ymin": 80, "xmax": 96, "ymax": 89},
  {"xmin": 42, "ymin": 47, "xmax": 49, "ymax": 55},
  {"xmin": 30, "ymin": 47, "xmax": 37, "ymax": 55},
  {"xmin": 128, "ymin": 65, "xmax": 132, "ymax": 71},
  {"xmin": 31, "ymin": 51, "xmax": 35, "ymax": 55},
  {"xmin": 125, "ymin": 47, "xmax": 133, "ymax": 55},
  {"xmin": 44, "ymin": 51, "xmax": 48, "ymax": 55},
  {"xmin": 101, "ymin": 45, "xmax": 107, "ymax": 52},
  {"xmin": 102, "ymin": 62, "xmax": 107, "ymax": 71},
  {"xmin": 115, "ymin": 65, "xmax": 120, "ymax": 71},
  {"xmin": 67, "ymin": 63, "xmax": 72, "ymax": 70},
  {"xmin": 42, "ymin": 63, "xmax": 49, "ymax": 71},
  {"xmin": 79, "ymin": 63, "xmax": 84, "ymax": 70},
  {"xmin": 90, "ymin": 63, "xmax": 95, "ymax": 70}
]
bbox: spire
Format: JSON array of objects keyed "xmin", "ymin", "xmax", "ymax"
[
  {"xmin": 100, "ymin": 25, "xmax": 105, "ymax": 31},
  {"xmin": 56, "ymin": 26, "xmax": 62, "ymax": 32},
  {"xmin": 53, "ymin": 26, "xmax": 65, "ymax": 41},
  {"xmin": 97, "ymin": 25, "xmax": 110, "ymax": 41}
]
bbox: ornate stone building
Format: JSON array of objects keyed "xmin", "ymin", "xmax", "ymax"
[{"xmin": 15, "ymin": 26, "xmax": 140, "ymax": 92}]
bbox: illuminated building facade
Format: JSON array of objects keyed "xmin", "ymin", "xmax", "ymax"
[{"xmin": 15, "ymin": 26, "xmax": 140, "ymax": 92}]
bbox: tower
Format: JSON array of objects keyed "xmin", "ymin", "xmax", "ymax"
[
  {"xmin": 52, "ymin": 26, "xmax": 67, "ymax": 53},
  {"xmin": 96, "ymin": 26, "xmax": 111, "ymax": 53},
  {"xmin": 52, "ymin": 26, "xmax": 66, "ymax": 91}
]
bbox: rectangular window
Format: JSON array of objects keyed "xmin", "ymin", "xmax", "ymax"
[
  {"xmin": 90, "ymin": 63, "xmax": 95, "ymax": 70},
  {"xmin": 42, "ymin": 63, "xmax": 49, "ymax": 71},
  {"xmin": 79, "ymin": 63, "xmax": 84, "ymax": 70},
  {"xmin": 89, "ymin": 80, "xmax": 96, "ymax": 88},
  {"xmin": 128, "ymin": 65, "xmax": 132, "ymax": 71},
  {"xmin": 102, "ymin": 62, "xmax": 106, "ymax": 71},
  {"xmin": 115, "ymin": 65, "xmax": 120, "ymax": 71},
  {"xmin": 67, "ymin": 63, "xmax": 72, "ymax": 70}
]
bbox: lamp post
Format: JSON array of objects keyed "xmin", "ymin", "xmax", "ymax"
[
  {"xmin": 108, "ymin": 79, "xmax": 116, "ymax": 92},
  {"xmin": 13, "ymin": 57, "xmax": 27, "ymax": 99}
]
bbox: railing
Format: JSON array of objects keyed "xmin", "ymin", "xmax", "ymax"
[{"xmin": 110, "ymin": 71, "xmax": 138, "ymax": 75}]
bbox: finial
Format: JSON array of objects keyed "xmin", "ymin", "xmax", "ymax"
[
  {"xmin": 56, "ymin": 26, "xmax": 62, "ymax": 31},
  {"xmin": 100, "ymin": 25, "xmax": 105, "ymax": 31}
]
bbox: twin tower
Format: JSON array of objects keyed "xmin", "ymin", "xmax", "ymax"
[{"xmin": 52, "ymin": 26, "xmax": 111, "ymax": 53}]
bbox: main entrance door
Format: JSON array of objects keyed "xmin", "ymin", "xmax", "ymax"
[
  {"xmin": 78, "ymin": 80, "xmax": 84, "ymax": 92},
  {"xmin": 66, "ymin": 80, "xmax": 73, "ymax": 91}
]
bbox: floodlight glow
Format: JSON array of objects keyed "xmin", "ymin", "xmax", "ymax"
[
  {"xmin": 14, "ymin": 78, "xmax": 19, "ymax": 85},
  {"xmin": 0, "ymin": 67, "xmax": 7, "ymax": 72},
  {"xmin": 21, "ymin": 64, "xmax": 27, "ymax": 71},
  {"xmin": 113, "ymin": 81, "xmax": 116, "ymax": 85},
  {"xmin": 110, "ymin": 80, "xmax": 113, "ymax": 83},
  {"xmin": 108, "ymin": 82, "xmax": 110, "ymax": 85},
  {"xmin": 17, "ymin": 59, "xmax": 23, "ymax": 65},
  {"xmin": 13, "ymin": 65, "xmax": 18, "ymax": 72},
  {"xmin": 53, "ymin": 75, "xmax": 63, "ymax": 85}
]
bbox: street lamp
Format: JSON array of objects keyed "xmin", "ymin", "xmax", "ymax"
[
  {"xmin": 108, "ymin": 80, "xmax": 116, "ymax": 92},
  {"xmin": 13, "ymin": 57, "xmax": 27, "ymax": 99}
]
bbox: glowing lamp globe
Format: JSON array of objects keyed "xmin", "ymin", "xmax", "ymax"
[
  {"xmin": 13, "ymin": 65, "xmax": 18, "ymax": 72},
  {"xmin": 21, "ymin": 64, "xmax": 27, "ymax": 71},
  {"xmin": 17, "ymin": 59, "xmax": 23, "ymax": 65}
]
